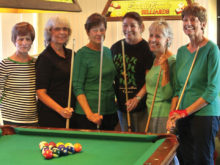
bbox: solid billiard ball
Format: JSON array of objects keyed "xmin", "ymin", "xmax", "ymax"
[
  {"xmin": 49, "ymin": 142, "xmax": 56, "ymax": 147},
  {"xmin": 43, "ymin": 150, "xmax": 53, "ymax": 159},
  {"xmin": 65, "ymin": 143, "xmax": 73, "ymax": 148},
  {"xmin": 73, "ymin": 143, "xmax": 82, "ymax": 152},
  {"xmin": 56, "ymin": 142, "xmax": 64, "ymax": 148}
]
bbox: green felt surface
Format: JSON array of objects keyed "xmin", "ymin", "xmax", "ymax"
[{"xmin": 0, "ymin": 128, "xmax": 165, "ymax": 165}]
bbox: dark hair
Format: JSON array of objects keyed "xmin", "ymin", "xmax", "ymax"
[
  {"xmin": 181, "ymin": 3, "xmax": 207, "ymax": 24},
  {"xmin": 11, "ymin": 22, "xmax": 35, "ymax": 44},
  {"xmin": 122, "ymin": 12, "xmax": 143, "ymax": 27},
  {"xmin": 85, "ymin": 13, "xmax": 107, "ymax": 32}
]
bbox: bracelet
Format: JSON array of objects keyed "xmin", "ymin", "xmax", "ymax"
[
  {"xmin": 169, "ymin": 109, "xmax": 188, "ymax": 118},
  {"xmin": 177, "ymin": 109, "xmax": 188, "ymax": 118}
]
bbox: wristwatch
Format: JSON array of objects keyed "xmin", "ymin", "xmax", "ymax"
[{"xmin": 135, "ymin": 96, "xmax": 141, "ymax": 101}]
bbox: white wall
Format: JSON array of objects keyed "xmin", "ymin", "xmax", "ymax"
[
  {"xmin": 0, "ymin": 0, "xmax": 217, "ymax": 58},
  {"xmin": 0, "ymin": 13, "xmax": 38, "ymax": 57},
  {"xmin": 0, "ymin": 14, "xmax": 2, "ymax": 60}
]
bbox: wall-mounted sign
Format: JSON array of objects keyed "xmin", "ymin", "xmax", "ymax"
[
  {"xmin": 102, "ymin": 0, "xmax": 193, "ymax": 21},
  {"xmin": 0, "ymin": 0, "xmax": 81, "ymax": 12}
]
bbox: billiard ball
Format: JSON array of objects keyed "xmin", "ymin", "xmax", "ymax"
[
  {"xmin": 43, "ymin": 150, "xmax": 53, "ymax": 159},
  {"xmin": 52, "ymin": 147, "xmax": 61, "ymax": 158},
  {"xmin": 56, "ymin": 142, "xmax": 64, "ymax": 148},
  {"xmin": 39, "ymin": 141, "xmax": 48, "ymax": 150},
  {"xmin": 73, "ymin": 143, "xmax": 82, "ymax": 152},
  {"xmin": 49, "ymin": 142, "xmax": 56, "ymax": 148},
  {"xmin": 48, "ymin": 145, "xmax": 54, "ymax": 150},
  {"xmin": 57, "ymin": 145, "xmax": 65, "ymax": 150},
  {"xmin": 39, "ymin": 141, "xmax": 47, "ymax": 146},
  {"xmin": 41, "ymin": 146, "xmax": 49, "ymax": 154},
  {"xmin": 49, "ymin": 142, "xmax": 56, "ymax": 146},
  {"xmin": 66, "ymin": 145, "xmax": 75, "ymax": 154},
  {"xmin": 65, "ymin": 143, "xmax": 73, "ymax": 148},
  {"xmin": 59, "ymin": 147, "xmax": 68, "ymax": 156}
]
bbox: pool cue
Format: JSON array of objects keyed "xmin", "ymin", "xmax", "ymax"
[
  {"xmin": 121, "ymin": 40, "xmax": 131, "ymax": 132},
  {"xmin": 145, "ymin": 68, "xmax": 162, "ymax": 133},
  {"xmin": 66, "ymin": 39, "xmax": 75, "ymax": 129},
  {"xmin": 167, "ymin": 46, "xmax": 200, "ymax": 133},
  {"xmin": 97, "ymin": 35, "xmax": 104, "ymax": 129},
  {"xmin": 175, "ymin": 47, "xmax": 200, "ymax": 110}
]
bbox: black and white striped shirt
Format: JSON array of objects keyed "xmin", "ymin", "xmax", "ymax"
[{"xmin": 0, "ymin": 58, "xmax": 38, "ymax": 123}]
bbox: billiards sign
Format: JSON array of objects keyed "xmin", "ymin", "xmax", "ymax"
[{"xmin": 102, "ymin": 0, "xmax": 194, "ymax": 21}]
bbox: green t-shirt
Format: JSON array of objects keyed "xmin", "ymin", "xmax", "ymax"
[
  {"xmin": 146, "ymin": 56, "xmax": 176, "ymax": 117},
  {"xmin": 175, "ymin": 41, "xmax": 220, "ymax": 116},
  {"xmin": 73, "ymin": 46, "xmax": 117, "ymax": 115}
]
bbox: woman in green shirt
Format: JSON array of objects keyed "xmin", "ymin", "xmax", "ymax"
[
  {"xmin": 167, "ymin": 3, "xmax": 220, "ymax": 165},
  {"xmin": 146, "ymin": 20, "xmax": 175, "ymax": 133},
  {"xmin": 72, "ymin": 13, "xmax": 118, "ymax": 130}
]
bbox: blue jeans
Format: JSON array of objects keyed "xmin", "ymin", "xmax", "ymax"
[
  {"xmin": 176, "ymin": 116, "xmax": 219, "ymax": 165},
  {"xmin": 117, "ymin": 109, "xmax": 148, "ymax": 132}
]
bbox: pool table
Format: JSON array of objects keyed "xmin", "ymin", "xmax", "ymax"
[{"xmin": 0, "ymin": 125, "xmax": 178, "ymax": 165}]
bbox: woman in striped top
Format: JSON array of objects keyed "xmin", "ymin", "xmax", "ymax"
[{"xmin": 0, "ymin": 22, "xmax": 38, "ymax": 126}]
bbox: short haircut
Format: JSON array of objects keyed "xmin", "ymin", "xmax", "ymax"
[
  {"xmin": 44, "ymin": 16, "xmax": 72, "ymax": 46},
  {"xmin": 122, "ymin": 12, "xmax": 143, "ymax": 27},
  {"xmin": 84, "ymin": 13, "xmax": 107, "ymax": 32},
  {"xmin": 182, "ymin": 2, "xmax": 207, "ymax": 24},
  {"xmin": 149, "ymin": 20, "xmax": 173, "ymax": 47},
  {"xmin": 11, "ymin": 22, "xmax": 35, "ymax": 44}
]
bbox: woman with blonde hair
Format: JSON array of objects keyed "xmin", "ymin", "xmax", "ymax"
[{"xmin": 146, "ymin": 20, "xmax": 175, "ymax": 133}]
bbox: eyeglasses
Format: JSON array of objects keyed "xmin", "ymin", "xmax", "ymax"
[
  {"xmin": 90, "ymin": 27, "xmax": 106, "ymax": 33},
  {"xmin": 52, "ymin": 27, "xmax": 69, "ymax": 32}
]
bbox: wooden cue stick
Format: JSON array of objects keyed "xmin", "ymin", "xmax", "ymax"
[
  {"xmin": 66, "ymin": 39, "xmax": 75, "ymax": 129},
  {"xmin": 175, "ymin": 47, "xmax": 200, "ymax": 110},
  {"xmin": 121, "ymin": 40, "xmax": 131, "ymax": 132},
  {"xmin": 97, "ymin": 35, "xmax": 104, "ymax": 129},
  {"xmin": 145, "ymin": 68, "xmax": 162, "ymax": 133},
  {"xmin": 167, "ymin": 46, "xmax": 200, "ymax": 133}
]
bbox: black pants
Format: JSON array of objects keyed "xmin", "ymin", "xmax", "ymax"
[
  {"xmin": 176, "ymin": 115, "xmax": 219, "ymax": 165},
  {"xmin": 71, "ymin": 112, "xmax": 118, "ymax": 131}
]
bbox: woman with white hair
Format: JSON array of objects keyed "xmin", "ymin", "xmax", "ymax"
[
  {"xmin": 146, "ymin": 20, "xmax": 175, "ymax": 133},
  {"xmin": 35, "ymin": 16, "xmax": 75, "ymax": 128}
]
